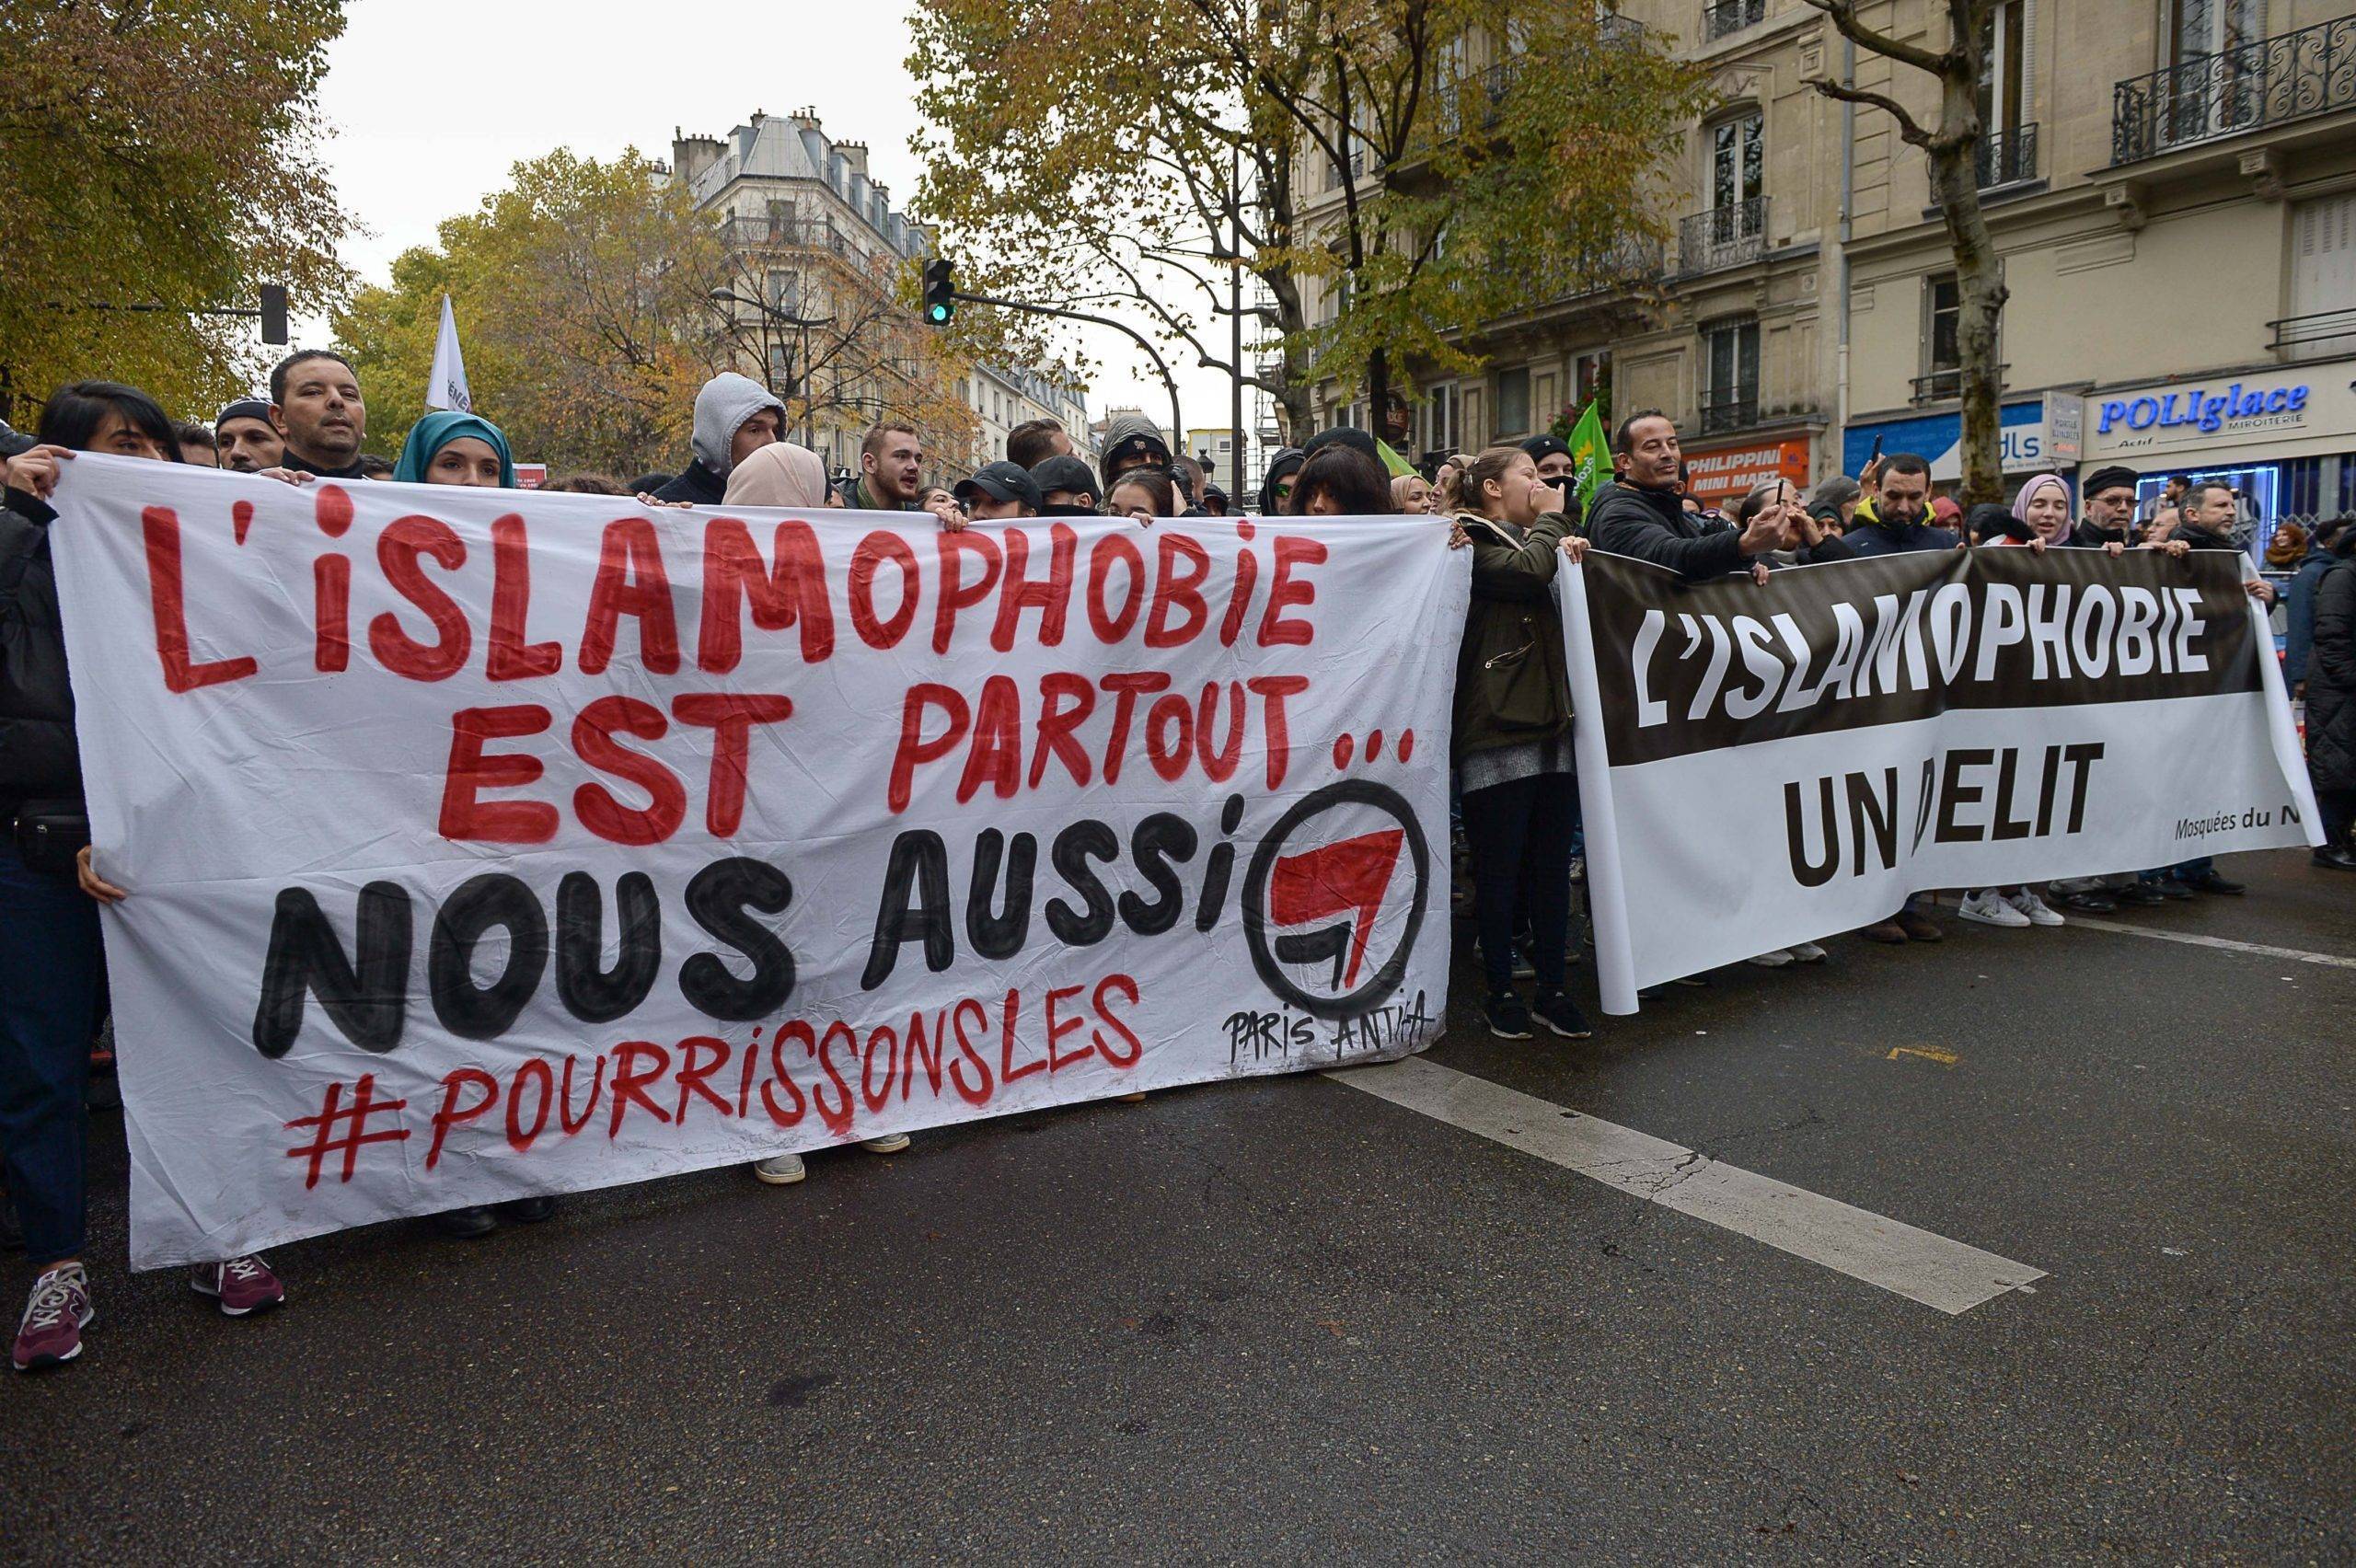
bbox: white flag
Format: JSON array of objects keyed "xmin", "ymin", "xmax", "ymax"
[{"xmin": 426, "ymin": 294, "xmax": 471, "ymax": 412}]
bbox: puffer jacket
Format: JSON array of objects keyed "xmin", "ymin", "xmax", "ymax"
[
  {"xmin": 2284, "ymin": 536, "xmax": 2339, "ymax": 687},
  {"xmin": 2307, "ymin": 556, "xmax": 2356, "ymax": 795},
  {"xmin": 1452, "ymin": 510, "xmax": 1575, "ymax": 762},
  {"xmin": 0, "ymin": 489, "xmax": 81, "ymax": 808}
]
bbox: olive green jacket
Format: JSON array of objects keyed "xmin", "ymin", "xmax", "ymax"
[{"xmin": 1451, "ymin": 510, "xmax": 1575, "ymax": 762}]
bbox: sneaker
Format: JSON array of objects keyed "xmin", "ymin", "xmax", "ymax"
[
  {"xmin": 1958, "ymin": 890, "xmax": 2031, "ymax": 928},
  {"xmin": 2113, "ymin": 882, "xmax": 2169, "ymax": 905},
  {"xmin": 1531, "ymin": 990, "xmax": 1593, "ymax": 1040},
  {"xmin": 13, "ymin": 1262, "xmax": 92, "ymax": 1371},
  {"xmin": 861, "ymin": 1134, "xmax": 911, "ymax": 1155},
  {"xmin": 432, "ymin": 1205, "xmax": 499, "ymax": 1239},
  {"xmin": 1567, "ymin": 854, "xmax": 1587, "ymax": 884},
  {"xmin": 2146, "ymin": 878, "xmax": 2196, "ymax": 901},
  {"xmin": 190, "ymin": 1254, "xmax": 283, "ymax": 1317},
  {"xmin": 2052, "ymin": 890, "xmax": 2117, "ymax": 914},
  {"xmin": 1483, "ymin": 991, "xmax": 1532, "ymax": 1040},
  {"xmin": 2007, "ymin": 890, "xmax": 2065, "ymax": 928},
  {"xmin": 753, "ymin": 1153, "xmax": 807, "ymax": 1185},
  {"xmin": 2181, "ymin": 870, "xmax": 2245, "ymax": 895},
  {"xmin": 1744, "ymin": 949, "xmax": 1795, "ymax": 968},
  {"xmin": 1893, "ymin": 909, "xmax": 1945, "ymax": 942},
  {"xmin": 1855, "ymin": 919, "xmax": 1909, "ymax": 944},
  {"xmin": 495, "ymin": 1195, "xmax": 557, "ymax": 1224},
  {"xmin": 1116, "ymin": 1090, "xmax": 1149, "ymax": 1102},
  {"xmin": 2313, "ymin": 846, "xmax": 2356, "ymax": 871},
  {"xmin": 1789, "ymin": 940, "xmax": 1828, "ymax": 963}
]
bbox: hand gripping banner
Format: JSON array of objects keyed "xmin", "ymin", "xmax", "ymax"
[
  {"xmin": 1561, "ymin": 547, "xmax": 2320, "ymax": 1014},
  {"xmin": 47, "ymin": 456, "xmax": 1461, "ymax": 1266}
]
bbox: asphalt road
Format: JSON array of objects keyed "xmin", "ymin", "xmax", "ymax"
[{"xmin": 5, "ymin": 848, "xmax": 2351, "ymax": 1562}]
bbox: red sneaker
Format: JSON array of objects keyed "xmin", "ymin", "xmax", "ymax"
[
  {"xmin": 190, "ymin": 1254, "xmax": 284, "ymax": 1317},
  {"xmin": 13, "ymin": 1263, "xmax": 92, "ymax": 1371}
]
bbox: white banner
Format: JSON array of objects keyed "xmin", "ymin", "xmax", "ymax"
[
  {"xmin": 1563, "ymin": 547, "xmax": 2321, "ymax": 1014},
  {"xmin": 48, "ymin": 456, "xmax": 1460, "ymax": 1266}
]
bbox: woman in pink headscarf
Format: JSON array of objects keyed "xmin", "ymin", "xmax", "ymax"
[{"xmin": 722, "ymin": 441, "xmax": 835, "ymax": 508}]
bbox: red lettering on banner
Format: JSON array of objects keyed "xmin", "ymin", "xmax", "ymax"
[
  {"xmin": 1247, "ymin": 674, "xmax": 1309, "ymax": 789},
  {"xmin": 889, "ymin": 683, "xmax": 968, "ymax": 813},
  {"xmin": 1218, "ymin": 541, "xmax": 1260, "ymax": 647},
  {"xmin": 902, "ymin": 1009, "xmax": 947, "ymax": 1100},
  {"xmin": 934, "ymin": 531, "xmax": 1003, "ymax": 654},
  {"xmin": 672, "ymin": 1035, "xmax": 733, "ymax": 1124},
  {"xmin": 671, "ymin": 693, "xmax": 793, "ymax": 836},
  {"xmin": 607, "ymin": 1041, "xmax": 674, "ymax": 1137},
  {"xmin": 1099, "ymin": 672, "xmax": 1172, "ymax": 786},
  {"xmin": 762, "ymin": 1024, "xmax": 814, "ymax": 1126},
  {"xmin": 439, "ymin": 705, "xmax": 559, "ymax": 842},
  {"xmin": 814, "ymin": 1022, "xmax": 857, "ymax": 1136},
  {"xmin": 1268, "ymin": 828, "xmax": 1404, "ymax": 987},
  {"xmin": 141, "ymin": 506, "xmax": 259, "ymax": 693},
  {"xmin": 1196, "ymin": 681, "xmax": 1244, "ymax": 781},
  {"xmin": 1045, "ymin": 984, "xmax": 1093, "ymax": 1070},
  {"xmin": 699, "ymin": 519, "xmax": 835, "ymax": 670},
  {"xmin": 860, "ymin": 1025, "xmax": 900, "ymax": 1113},
  {"xmin": 580, "ymin": 518, "xmax": 679, "ymax": 675},
  {"xmin": 1260, "ymin": 536, "xmax": 1326, "ymax": 647},
  {"xmin": 1092, "ymin": 974, "xmax": 1143, "ymax": 1066},
  {"xmin": 957, "ymin": 675, "xmax": 1023, "ymax": 804},
  {"xmin": 425, "ymin": 1068, "xmax": 499, "ymax": 1170},
  {"xmin": 313, "ymin": 554, "xmax": 350, "ymax": 673},
  {"xmin": 571, "ymin": 696, "xmax": 686, "ymax": 846},
  {"xmin": 312, "ymin": 483, "xmax": 353, "ymax": 538},
  {"xmin": 849, "ymin": 532, "xmax": 919, "ymax": 650},
  {"xmin": 1000, "ymin": 986, "xmax": 1045, "ymax": 1084},
  {"xmin": 1031, "ymin": 672, "xmax": 1096, "ymax": 789},
  {"xmin": 950, "ymin": 998, "xmax": 993, "ymax": 1105},
  {"xmin": 992, "ymin": 525, "xmax": 1076, "ymax": 651},
  {"xmin": 1145, "ymin": 694, "xmax": 1194, "ymax": 782},
  {"xmin": 370, "ymin": 515, "xmax": 471, "ymax": 680},
  {"xmin": 488, "ymin": 514, "xmax": 561, "ymax": 680},
  {"xmin": 559, "ymin": 1054, "xmax": 606, "ymax": 1136},
  {"xmin": 507, "ymin": 1057, "xmax": 554, "ymax": 1151},
  {"xmin": 1086, "ymin": 533, "xmax": 1145, "ymax": 642},
  {"xmin": 1144, "ymin": 533, "xmax": 1210, "ymax": 647}
]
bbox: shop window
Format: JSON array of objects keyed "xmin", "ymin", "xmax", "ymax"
[{"xmin": 1496, "ymin": 366, "xmax": 1531, "ymax": 437}]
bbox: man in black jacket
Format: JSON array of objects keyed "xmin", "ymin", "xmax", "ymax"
[
  {"xmin": 269, "ymin": 351, "xmax": 371, "ymax": 479},
  {"xmin": 1586, "ymin": 410, "xmax": 1784, "ymax": 575}
]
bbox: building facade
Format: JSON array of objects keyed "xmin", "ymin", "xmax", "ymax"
[
  {"xmin": 960, "ymin": 363, "xmax": 1093, "ymax": 467},
  {"xmin": 1293, "ymin": 2, "xmax": 2356, "ymax": 530}
]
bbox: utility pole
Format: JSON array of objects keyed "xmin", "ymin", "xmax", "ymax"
[{"xmin": 1230, "ymin": 144, "xmax": 1245, "ymax": 501}]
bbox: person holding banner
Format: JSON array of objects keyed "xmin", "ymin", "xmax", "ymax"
[
  {"xmin": 392, "ymin": 410, "xmax": 518, "ymax": 489},
  {"xmin": 2303, "ymin": 528, "xmax": 2356, "ymax": 870},
  {"xmin": 1586, "ymin": 411, "xmax": 1785, "ymax": 580},
  {"xmin": 1449, "ymin": 446, "xmax": 1594, "ymax": 1042},
  {"xmin": 2, "ymin": 383, "xmax": 288, "ymax": 1368}
]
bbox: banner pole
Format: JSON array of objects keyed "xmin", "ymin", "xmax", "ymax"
[{"xmin": 1557, "ymin": 560, "xmax": 1642, "ymax": 1014}]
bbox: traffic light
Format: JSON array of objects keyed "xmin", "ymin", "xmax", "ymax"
[
  {"xmin": 922, "ymin": 259, "xmax": 954, "ymax": 326},
  {"xmin": 259, "ymin": 283, "xmax": 289, "ymax": 345}
]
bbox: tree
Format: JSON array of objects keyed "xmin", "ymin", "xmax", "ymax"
[
  {"xmin": 1800, "ymin": 0, "xmax": 2006, "ymax": 503},
  {"xmin": 335, "ymin": 149, "xmax": 729, "ymax": 474},
  {"xmin": 0, "ymin": 0, "xmax": 352, "ymax": 425}
]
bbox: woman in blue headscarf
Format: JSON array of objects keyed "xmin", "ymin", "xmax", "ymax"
[{"xmin": 392, "ymin": 411, "xmax": 515, "ymax": 488}]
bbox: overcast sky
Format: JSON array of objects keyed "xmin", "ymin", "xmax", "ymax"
[{"xmin": 314, "ymin": 0, "xmax": 1240, "ymax": 442}]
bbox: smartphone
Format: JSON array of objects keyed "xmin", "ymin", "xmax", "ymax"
[{"xmin": 1868, "ymin": 432, "xmax": 1884, "ymax": 465}]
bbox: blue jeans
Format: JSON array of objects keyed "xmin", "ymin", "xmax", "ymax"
[
  {"xmin": 0, "ymin": 837, "xmax": 102, "ymax": 1264},
  {"xmin": 2142, "ymin": 858, "xmax": 2213, "ymax": 883}
]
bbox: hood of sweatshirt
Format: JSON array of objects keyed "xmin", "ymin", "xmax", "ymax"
[{"xmin": 690, "ymin": 373, "xmax": 787, "ymax": 478}]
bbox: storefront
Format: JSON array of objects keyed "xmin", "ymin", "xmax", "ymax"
[
  {"xmin": 1840, "ymin": 396, "xmax": 2062, "ymax": 484},
  {"xmin": 2076, "ymin": 357, "xmax": 2356, "ymax": 559},
  {"xmin": 1680, "ymin": 433, "xmax": 1812, "ymax": 508}
]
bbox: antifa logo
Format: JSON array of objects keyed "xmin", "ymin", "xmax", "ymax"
[{"xmin": 1240, "ymin": 779, "xmax": 1429, "ymax": 1020}]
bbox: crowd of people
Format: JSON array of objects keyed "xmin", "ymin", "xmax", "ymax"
[{"xmin": 2, "ymin": 351, "xmax": 2350, "ymax": 1375}]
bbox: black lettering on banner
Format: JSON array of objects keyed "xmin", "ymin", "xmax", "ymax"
[
  {"xmin": 429, "ymin": 873, "xmax": 550, "ymax": 1040},
  {"xmin": 682, "ymin": 856, "xmax": 797, "ymax": 1019},
  {"xmin": 555, "ymin": 870, "xmax": 662, "ymax": 1023},
  {"xmin": 1045, "ymin": 819, "xmax": 1119, "ymax": 947},
  {"xmin": 965, "ymin": 828, "xmax": 1035, "ymax": 961},
  {"xmin": 863, "ymin": 832, "xmax": 954, "ymax": 989},
  {"xmin": 251, "ymin": 882, "xmax": 414, "ymax": 1056},
  {"xmin": 1118, "ymin": 813, "xmax": 1197, "ymax": 935}
]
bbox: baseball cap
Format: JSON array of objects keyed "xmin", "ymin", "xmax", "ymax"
[
  {"xmin": 1029, "ymin": 453, "xmax": 1099, "ymax": 500},
  {"xmin": 954, "ymin": 460, "xmax": 1042, "ymax": 510},
  {"xmin": 1520, "ymin": 433, "xmax": 1571, "ymax": 462}
]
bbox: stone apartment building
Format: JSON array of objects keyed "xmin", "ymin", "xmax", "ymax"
[
  {"xmin": 1297, "ymin": 1, "xmax": 2356, "ymax": 527},
  {"xmin": 961, "ymin": 362, "xmax": 1094, "ymax": 467}
]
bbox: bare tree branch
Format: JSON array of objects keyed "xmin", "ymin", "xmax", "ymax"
[
  {"xmin": 1806, "ymin": 76, "xmax": 1935, "ymax": 146},
  {"xmin": 1794, "ymin": 0, "xmax": 1958, "ymax": 80}
]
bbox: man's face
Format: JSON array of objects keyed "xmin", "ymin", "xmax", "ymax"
[
  {"xmin": 1613, "ymin": 417, "xmax": 1680, "ymax": 490},
  {"xmin": 733, "ymin": 409, "xmax": 782, "ymax": 468},
  {"xmin": 216, "ymin": 417, "xmax": 283, "ymax": 472},
  {"xmin": 179, "ymin": 439, "xmax": 219, "ymax": 467},
  {"xmin": 2086, "ymin": 484, "xmax": 2135, "ymax": 527},
  {"xmin": 1535, "ymin": 452, "xmax": 1575, "ymax": 482},
  {"xmin": 272, "ymin": 359, "xmax": 364, "ymax": 466},
  {"xmin": 1268, "ymin": 475, "xmax": 1296, "ymax": 512},
  {"xmin": 2183, "ymin": 485, "xmax": 2235, "ymax": 531},
  {"xmin": 1044, "ymin": 488, "xmax": 1096, "ymax": 512},
  {"xmin": 864, "ymin": 433, "xmax": 924, "ymax": 502},
  {"xmin": 1042, "ymin": 428, "xmax": 1075, "ymax": 459},
  {"xmin": 1877, "ymin": 467, "xmax": 1929, "ymax": 526},
  {"xmin": 961, "ymin": 489, "xmax": 1031, "ymax": 521}
]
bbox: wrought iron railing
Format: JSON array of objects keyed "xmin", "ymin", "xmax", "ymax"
[
  {"xmin": 1500, "ymin": 234, "xmax": 1666, "ymax": 314},
  {"xmin": 1977, "ymin": 121, "xmax": 2039, "ymax": 187},
  {"xmin": 2269, "ymin": 307, "xmax": 2356, "ymax": 355},
  {"xmin": 2111, "ymin": 16, "xmax": 2356, "ymax": 164},
  {"xmin": 1910, "ymin": 363, "xmax": 2009, "ymax": 406},
  {"xmin": 1698, "ymin": 390, "xmax": 1758, "ymax": 435},
  {"xmin": 1676, "ymin": 197, "xmax": 1768, "ymax": 277},
  {"xmin": 722, "ymin": 216, "xmax": 856, "ymax": 257},
  {"xmin": 1703, "ymin": 0, "xmax": 1767, "ymax": 43}
]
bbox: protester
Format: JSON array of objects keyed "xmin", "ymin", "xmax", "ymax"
[
  {"xmin": 212, "ymin": 398, "xmax": 284, "ymax": 473},
  {"xmin": 2286, "ymin": 517, "xmax": 2350, "ymax": 698},
  {"xmin": 269, "ymin": 350, "xmax": 370, "ymax": 480},
  {"xmin": 1520, "ymin": 433, "xmax": 1576, "ymax": 486},
  {"xmin": 173, "ymin": 421, "xmax": 217, "ymax": 467},
  {"xmin": 722, "ymin": 441, "xmax": 832, "ymax": 508},
  {"xmin": 848, "ymin": 422, "xmax": 927, "ymax": 512},
  {"xmin": 355, "ymin": 455, "xmax": 396, "ymax": 481},
  {"xmin": 2, "ymin": 384, "xmax": 287, "ymax": 1368},
  {"xmin": 1108, "ymin": 467, "xmax": 1177, "ymax": 524},
  {"xmin": 1842, "ymin": 453, "xmax": 1958, "ymax": 557},
  {"xmin": 651, "ymin": 374, "xmax": 783, "ymax": 505},
  {"xmin": 1200, "ymin": 483, "xmax": 1230, "ymax": 516},
  {"xmin": 1392, "ymin": 472, "xmax": 1433, "ymax": 513},
  {"xmin": 2265, "ymin": 521, "xmax": 2309, "ymax": 572},
  {"xmin": 540, "ymin": 474, "xmax": 625, "ymax": 495},
  {"xmin": 1808, "ymin": 474, "xmax": 1861, "ymax": 536},
  {"xmin": 2306, "ymin": 524, "xmax": 2356, "ymax": 870},
  {"xmin": 2147, "ymin": 473, "xmax": 2190, "ymax": 534},
  {"xmin": 1172, "ymin": 454, "xmax": 1210, "ymax": 515},
  {"xmin": 392, "ymin": 411, "xmax": 517, "ymax": 488},
  {"xmin": 1006, "ymin": 417, "xmax": 1071, "ymax": 470},
  {"xmin": 1030, "ymin": 454, "xmax": 1101, "ymax": 516},
  {"xmin": 1289, "ymin": 444, "xmax": 1393, "ymax": 516},
  {"xmin": 1098, "ymin": 412, "xmax": 1172, "ymax": 493},
  {"xmin": 1448, "ymin": 446, "xmax": 1591, "ymax": 1041},
  {"xmin": 2073, "ymin": 466, "xmax": 2140, "ymax": 548},
  {"xmin": 2012, "ymin": 473, "xmax": 2077, "ymax": 546},
  {"xmin": 1743, "ymin": 476, "xmax": 1852, "ymax": 570},
  {"xmin": 953, "ymin": 459, "xmax": 1042, "ymax": 520},
  {"xmin": 629, "ymin": 471, "xmax": 675, "ymax": 496},
  {"xmin": 1587, "ymin": 411, "xmax": 1782, "ymax": 578},
  {"xmin": 1257, "ymin": 446, "xmax": 1305, "ymax": 514}
]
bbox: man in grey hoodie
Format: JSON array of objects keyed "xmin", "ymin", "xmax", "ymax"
[{"xmin": 653, "ymin": 373, "xmax": 786, "ymax": 504}]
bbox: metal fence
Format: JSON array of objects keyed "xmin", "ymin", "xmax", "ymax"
[{"xmin": 2112, "ymin": 16, "xmax": 2356, "ymax": 163}]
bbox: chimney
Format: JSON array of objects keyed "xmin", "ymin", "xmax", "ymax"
[{"xmin": 837, "ymin": 140, "xmax": 870, "ymax": 178}]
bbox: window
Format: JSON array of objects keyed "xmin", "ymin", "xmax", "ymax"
[
  {"xmin": 1700, "ymin": 320, "xmax": 1758, "ymax": 434},
  {"xmin": 1978, "ymin": 2, "xmax": 2025, "ymax": 133},
  {"xmin": 1574, "ymin": 352, "xmax": 1608, "ymax": 407},
  {"xmin": 1425, "ymin": 383, "xmax": 1459, "ymax": 453},
  {"xmin": 2287, "ymin": 192, "xmax": 2356, "ymax": 358},
  {"xmin": 1927, "ymin": 274, "xmax": 1961, "ymax": 387},
  {"xmin": 1495, "ymin": 366, "xmax": 1531, "ymax": 437},
  {"xmin": 766, "ymin": 270, "xmax": 801, "ymax": 314},
  {"xmin": 2171, "ymin": 0, "xmax": 2262, "ymax": 63},
  {"xmin": 1711, "ymin": 112, "xmax": 1763, "ymax": 217}
]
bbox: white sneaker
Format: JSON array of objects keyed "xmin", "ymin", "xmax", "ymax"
[
  {"xmin": 752, "ymin": 1154, "xmax": 806, "ymax": 1185},
  {"xmin": 1789, "ymin": 940, "xmax": 1828, "ymax": 963},
  {"xmin": 2008, "ymin": 889, "xmax": 2065, "ymax": 927},
  {"xmin": 1745, "ymin": 948, "xmax": 1795, "ymax": 967},
  {"xmin": 1958, "ymin": 890, "xmax": 2031, "ymax": 928},
  {"xmin": 860, "ymin": 1134, "xmax": 911, "ymax": 1155}
]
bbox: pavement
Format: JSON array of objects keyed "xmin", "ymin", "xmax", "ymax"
[{"xmin": 3, "ymin": 848, "xmax": 2351, "ymax": 1562}]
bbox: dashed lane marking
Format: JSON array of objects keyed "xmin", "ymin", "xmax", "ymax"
[
  {"xmin": 2062, "ymin": 915, "xmax": 2356, "ymax": 971},
  {"xmin": 1325, "ymin": 1055, "xmax": 2044, "ymax": 1316}
]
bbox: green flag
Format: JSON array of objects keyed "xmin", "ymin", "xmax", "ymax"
[
  {"xmin": 1567, "ymin": 402, "xmax": 1610, "ymax": 510},
  {"xmin": 1375, "ymin": 436, "xmax": 1415, "ymax": 478}
]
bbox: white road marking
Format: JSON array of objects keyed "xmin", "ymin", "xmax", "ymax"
[
  {"xmin": 2062, "ymin": 915, "xmax": 2356, "ymax": 971},
  {"xmin": 1325, "ymin": 1055, "xmax": 2043, "ymax": 1315}
]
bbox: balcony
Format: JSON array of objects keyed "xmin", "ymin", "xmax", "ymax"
[
  {"xmin": 1675, "ymin": 196, "xmax": 1768, "ymax": 278},
  {"xmin": 1977, "ymin": 121, "xmax": 2039, "ymax": 188},
  {"xmin": 2111, "ymin": 16, "xmax": 2356, "ymax": 165},
  {"xmin": 1703, "ymin": 0, "xmax": 1766, "ymax": 44},
  {"xmin": 1698, "ymin": 389, "xmax": 1758, "ymax": 436},
  {"xmin": 2269, "ymin": 307, "xmax": 2356, "ymax": 360},
  {"xmin": 1910, "ymin": 363, "xmax": 2009, "ymax": 407},
  {"xmin": 722, "ymin": 215, "xmax": 858, "ymax": 259}
]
